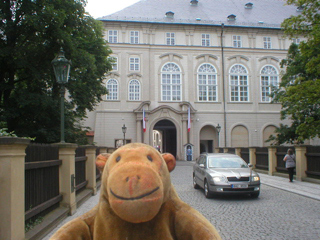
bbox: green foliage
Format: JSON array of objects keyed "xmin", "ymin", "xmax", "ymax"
[
  {"xmin": 270, "ymin": 0, "xmax": 320, "ymax": 144},
  {"xmin": 0, "ymin": 128, "xmax": 36, "ymax": 140},
  {"xmin": 25, "ymin": 216, "xmax": 43, "ymax": 233},
  {"xmin": 0, "ymin": 0, "xmax": 112, "ymax": 143},
  {"xmin": 0, "ymin": 128, "xmax": 18, "ymax": 137}
]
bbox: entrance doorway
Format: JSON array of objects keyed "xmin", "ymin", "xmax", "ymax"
[
  {"xmin": 153, "ymin": 120, "xmax": 177, "ymax": 157},
  {"xmin": 200, "ymin": 125, "xmax": 216, "ymax": 153}
]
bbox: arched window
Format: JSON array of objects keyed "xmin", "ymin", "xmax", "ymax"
[
  {"xmin": 197, "ymin": 63, "xmax": 218, "ymax": 102},
  {"xmin": 106, "ymin": 79, "xmax": 118, "ymax": 100},
  {"xmin": 229, "ymin": 64, "xmax": 249, "ymax": 102},
  {"xmin": 128, "ymin": 79, "xmax": 140, "ymax": 101},
  {"xmin": 261, "ymin": 65, "xmax": 279, "ymax": 102},
  {"xmin": 161, "ymin": 63, "xmax": 181, "ymax": 101}
]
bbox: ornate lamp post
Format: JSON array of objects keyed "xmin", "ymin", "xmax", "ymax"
[
  {"xmin": 122, "ymin": 124, "xmax": 127, "ymax": 145},
  {"xmin": 216, "ymin": 123, "xmax": 221, "ymax": 148},
  {"xmin": 52, "ymin": 48, "xmax": 71, "ymax": 143}
]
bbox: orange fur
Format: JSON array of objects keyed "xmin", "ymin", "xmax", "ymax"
[{"xmin": 50, "ymin": 143, "xmax": 221, "ymax": 240}]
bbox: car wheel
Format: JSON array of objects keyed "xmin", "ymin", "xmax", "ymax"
[
  {"xmin": 193, "ymin": 174, "xmax": 200, "ymax": 189},
  {"xmin": 204, "ymin": 180, "xmax": 212, "ymax": 198},
  {"xmin": 251, "ymin": 191, "xmax": 260, "ymax": 198}
]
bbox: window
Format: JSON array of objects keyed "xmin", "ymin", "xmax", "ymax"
[
  {"xmin": 130, "ymin": 31, "xmax": 139, "ymax": 44},
  {"xmin": 106, "ymin": 79, "xmax": 118, "ymax": 100},
  {"xmin": 229, "ymin": 64, "xmax": 249, "ymax": 102},
  {"xmin": 292, "ymin": 38, "xmax": 301, "ymax": 45},
  {"xmin": 263, "ymin": 37, "xmax": 272, "ymax": 49},
  {"xmin": 233, "ymin": 35, "xmax": 242, "ymax": 48},
  {"xmin": 108, "ymin": 30, "xmax": 118, "ymax": 43},
  {"xmin": 129, "ymin": 57, "xmax": 140, "ymax": 71},
  {"xmin": 166, "ymin": 32, "xmax": 175, "ymax": 45},
  {"xmin": 197, "ymin": 64, "xmax": 217, "ymax": 102},
  {"xmin": 128, "ymin": 79, "xmax": 140, "ymax": 101},
  {"xmin": 202, "ymin": 34, "xmax": 210, "ymax": 46},
  {"xmin": 260, "ymin": 66, "xmax": 279, "ymax": 102},
  {"xmin": 108, "ymin": 56, "xmax": 118, "ymax": 71},
  {"xmin": 161, "ymin": 63, "xmax": 181, "ymax": 101}
]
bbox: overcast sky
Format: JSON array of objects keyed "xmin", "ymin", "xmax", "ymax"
[{"xmin": 85, "ymin": 0, "xmax": 140, "ymax": 19}]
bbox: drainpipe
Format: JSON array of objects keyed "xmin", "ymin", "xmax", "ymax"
[{"xmin": 220, "ymin": 23, "xmax": 227, "ymax": 147}]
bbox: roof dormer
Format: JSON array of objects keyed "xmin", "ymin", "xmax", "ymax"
[
  {"xmin": 245, "ymin": 2, "xmax": 253, "ymax": 9},
  {"xmin": 190, "ymin": 0, "xmax": 198, "ymax": 6},
  {"xmin": 165, "ymin": 11, "xmax": 174, "ymax": 18},
  {"xmin": 297, "ymin": 6, "xmax": 304, "ymax": 12},
  {"xmin": 227, "ymin": 14, "xmax": 236, "ymax": 21}
]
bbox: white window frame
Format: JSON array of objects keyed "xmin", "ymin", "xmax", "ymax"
[
  {"xmin": 260, "ymin": 65, "xmax": 279, "ymax": 102},
  {"xmin": 197, "ymin": 63, "xmax": 218, "ymax": 102},
  {"xmin": 108, "ymin": 56, "xmax": 118, "ymax": 71},
  {"xmin": 108, "ymin": 30, "xmax": 118, "ymax": 43},
  {"xmin": 229, "ymin": 64, "xmax": 249, "ymax": 102},
  {"xmin": 292, "ymin": 38, "xmax": 301, "ymax": 45},
  {"xmin": 129, "ymin": 57, "xmax": 140, "ymax": 71},
  {"xmin": 233, "ymin": 35, "xmax": 242, "ymax": 48},
  {"xmin": 166, "ymin": 32, "xmax": 175, "ymax": 45},
  {"xmin": 263, "ymin": 37, "xmax": 272, "ymax": 49},
  {"xmin": 161, "ymin": 63, "xmax": 182, "ymax": 101},
  {"xmin": 106, "ymin": 79, "xmax": 119, "ymax": 100},
  {"xmin": 128, "ymin": 79, "xmax": 141, "ymax": 101},
  {"xmin": 130, "ymin": 31, "xmax": 139, "ymax": 44},
  {"xmin": 201, "ymin": 34, "xmax": 210, "ymax": 46}
]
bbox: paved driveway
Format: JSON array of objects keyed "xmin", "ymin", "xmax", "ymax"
[{"xmin": 173, "ymin": 161, "xmax": 320, "ymax": 240}]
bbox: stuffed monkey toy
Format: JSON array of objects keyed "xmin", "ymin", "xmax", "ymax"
[{"xmin": 50, "ymin": 143, "xmax": 221, "ymax": 240}]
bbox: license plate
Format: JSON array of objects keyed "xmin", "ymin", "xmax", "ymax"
[{"xmin": 231, "ymin": 184, "xmax": 248, "ymax": 189}]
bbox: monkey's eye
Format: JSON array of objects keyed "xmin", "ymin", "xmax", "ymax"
[
  {"xmin": 116, "ymin": 156, "xmax": 121, "ymax": 162},
  {"xmin": 147, "ymin": 155, "xmax": 153, "ymax": 162}
]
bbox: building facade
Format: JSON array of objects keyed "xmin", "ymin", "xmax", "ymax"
[{"xmin": 84, "ymin": 0, "xmax": 303, "ymax": 160}]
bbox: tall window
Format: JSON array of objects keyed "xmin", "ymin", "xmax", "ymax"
[
  {"xmin": 202, "ymin": 34, "xmax": 210, "ymax": 46},
  {"xmin": 161, "ymin": 63, "xmax": 181, "ymax": 101},
  {"xmin": 128, "ymin": 79, "xmax": 140, "ymax": 101},
  {"xmin": 108, "ymin": 56, "xmax": 118, "ymax": 71},
  {"xmin": 233, "ymin": 35, "xmax": 242, "ymax": 48},
  {"xmin": 263, "ymin": 37, "xmax": 272, "ymax": 49},
  {"xmin": 292, "ymin": 38, "xmax": 301, "ymax": 45},
  {"xmin": 108, "ymin": 30, "xmax": 118, "ymax": 43},
  {"xmin": 106, "ymin": 79, "xmax": 118, "ymax": 100},
  {"xmin": 229, "ymin": 64, "xmax": 249, "ymax": 102},
  {"xmin": 166, "ymin": 32, "xmax": 175, "ymax": 45},
  {"xmin": 129, "ymin": 57, "xmax": 140, "ymax": 71},
  {"xmin": 130, "ymin": 31, "xmax": 139, "ymax": 44},
  {"xmin": 261, "ymin": 65, "xmax": 279, "ymax": 102},
  {"xmin": 197, "ymin": 64, "xmax": 217, "ymax": 102}
]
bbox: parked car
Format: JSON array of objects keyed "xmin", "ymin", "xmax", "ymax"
[{"xmin": 193, "ymin": 153, "xmax": 260, "ymax": 198}]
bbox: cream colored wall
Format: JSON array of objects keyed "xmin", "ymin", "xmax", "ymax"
[{"xmin": 83, "ymin": 21, "xmax": 293, "ymax": 156}]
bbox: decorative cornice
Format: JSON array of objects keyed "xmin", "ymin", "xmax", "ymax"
[{"xmin": 228, "ymin": 55, "xmax": 250, "ymax": 61}]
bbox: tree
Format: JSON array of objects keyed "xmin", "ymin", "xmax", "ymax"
[
  {"xmin": 269, "ymin": 0, "xmax": 320, "ymax": 144},
  {"xmin": 0, "ymin": 0, "xmax": 112, "ymax": 143}
]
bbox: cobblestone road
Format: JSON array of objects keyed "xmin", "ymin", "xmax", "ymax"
[{"xmin": 172, "ymin": 161, "xmax": 320, "ymax": 240}]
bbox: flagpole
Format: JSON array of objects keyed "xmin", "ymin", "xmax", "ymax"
[{"xmin": 187, "ymin": 106, "xmax": 191, "ymax": 143}]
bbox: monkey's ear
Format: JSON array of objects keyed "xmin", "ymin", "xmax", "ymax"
[
  {"xmin": 161, "ymin": 153, "xmax": 176, "ymax": 172},
  {"xmin": 96, "ymin": 153, "xmax": 111, "ymax": 173}
]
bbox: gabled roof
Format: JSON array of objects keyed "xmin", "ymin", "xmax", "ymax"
[{"xmin": 99, "ymin": 0, "xmax": 300, "ymax": 29}]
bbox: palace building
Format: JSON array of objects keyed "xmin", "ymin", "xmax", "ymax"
[{"xmin": 84, "ymin": 0, "xmax": 303, "ymax": 160}]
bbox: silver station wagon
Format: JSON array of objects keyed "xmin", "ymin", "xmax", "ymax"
[{"xmin": 193, "ymin": 153, "xmax": 260, "ymax": 198}]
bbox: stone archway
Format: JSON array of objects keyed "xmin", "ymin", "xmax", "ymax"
[
  {"xmin": 199, "ymin": 125, "xmax": 216, "ymax": 153},
  {"xmin": 154, "ymin": 119, "xmax": 177, "ymax": 157}
]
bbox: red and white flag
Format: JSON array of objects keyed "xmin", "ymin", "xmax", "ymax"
[
  {"xmin": 188, "ymin": 107, "xmax": 191, "ymax": 132},
  {"xmin": 143, "ymin": 108, "xmax": 146, "ymax": 132}
]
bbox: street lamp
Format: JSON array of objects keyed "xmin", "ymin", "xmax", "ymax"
[
  {"xmin": 52, "ymin": 47, "xmax": 71, "ymax": 143},
  {"xmin": 216, "ymin": 124, "xmax": 221, "ymax": 148},
  {"xmin": 122, "ymin": 124, "xmax": 127, "ymax": 145}
]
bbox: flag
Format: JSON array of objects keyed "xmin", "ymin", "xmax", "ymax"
[
  {"xmin": 143, "ymin": 108, "xmax": 146, "ymax": 132},
  {"xmin": 188, "ymin": 107, "xmax": 191, "ymax": 132}
]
